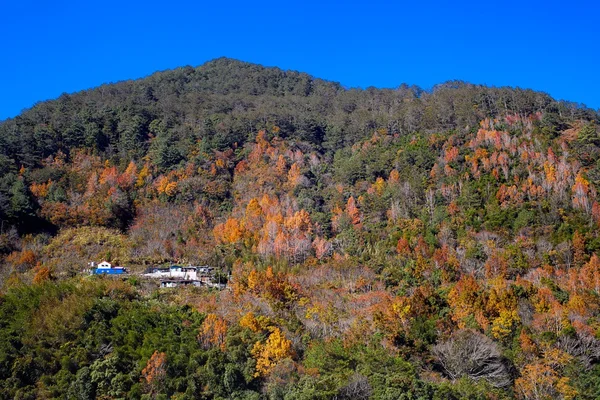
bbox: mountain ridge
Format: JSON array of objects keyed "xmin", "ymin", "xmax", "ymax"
[
  {"xmin": 1, "ymin": 57, "xmax": 600, "ymax": 399},
  {"xmin": 4, "ymin": 57, "xmax": 597, "ymax": 125},
  {"xmin": 2, "ymin": 57, "xmax": 597, "ymax": 172}
]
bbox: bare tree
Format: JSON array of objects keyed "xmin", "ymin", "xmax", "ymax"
[
  {"xmin": 557, "ymin": 334, "xmax": 600, "ymax": 369},
  {"xmin": 433, "ymin": 329, "xmax": 511, "ymax": 388},
  {"xmin": 335, "ymin": 373, "xmax": 372, "ymax": 400}
]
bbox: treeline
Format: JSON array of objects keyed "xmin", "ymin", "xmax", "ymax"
[{"xmin": 2, "ymin": 57, "xmax": 597, "ymax": 167}]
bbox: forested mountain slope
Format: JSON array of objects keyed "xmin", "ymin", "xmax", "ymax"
[{"xmin": 1, "ymin": 58, "xmax": 600, "ymax": 399}]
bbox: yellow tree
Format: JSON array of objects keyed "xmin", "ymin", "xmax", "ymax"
[
  {"xmin": 572, "ymin": 172, "xmax": 591, "ymax": 212},
  {"xmin": 245, "ymin": 198, "xmax": 264, "ymax": 233},
  {"xmin": 136, "ymin": 164, "xmax": 151, "ymax": 188},
  {"xmin": 515, "ymin": 355, "xmax": 576, "ymax": 400},
  {"xmin": 199, "ymin": 313, "xmax": 228, "ymax": 351},
  {"xmin": 213, "ymin": 218, "xmax": 244, "ymax": 244},
  {"xmin": 240, "ymin": 311, "xmax": 272, "ymax": 333},
  {"xmin": 155, "ymin": 175, "xmax": 177, "ymax": 197},
  {"xmin": 448, "ymin": 274, "xmax": 484, "ymax": 329},
  {"xmin": 251, "ymin": 327, "xmax": 293, "ymax": 377}
]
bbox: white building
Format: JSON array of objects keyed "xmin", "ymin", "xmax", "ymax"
[
  {"xmin": 97, "ymin": 261, "xmax": 112, "ymax": 269},
  {"xmin": 88, "ymin": 261, "xmax": 127, "ymax": 275},
  {"xmin": 168, "ymin": 266, "xmax": 198, "ymax": 280},
  {"xmin": 144, "ymin": 265, "xmax": 212, "ymax": 281}
]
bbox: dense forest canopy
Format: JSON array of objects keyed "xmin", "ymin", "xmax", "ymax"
[{"xmin": 1, "ymin": 58, "xmax": 600, "ymax": 399}]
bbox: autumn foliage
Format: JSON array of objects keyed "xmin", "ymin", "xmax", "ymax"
[
  {"xmin": 141, "ymin": 351, "xmax": 167, "ymax": 395},
  {"xmin": 2, "ymin": 61, "xmax": 600, "ymax": 398}
]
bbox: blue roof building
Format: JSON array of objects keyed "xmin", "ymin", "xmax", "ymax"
[{"xmin": 91, "ymin": 261, "xmax": 127, "ymax": 275}]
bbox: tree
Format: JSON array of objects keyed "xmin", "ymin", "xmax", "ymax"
[
  {"xmin": 572, "ymin": 231, "xmax": 586, "ymax": 268},
  {"xmin": 515, "ymin": 362, "xmax": 577, "ymax": 400},
  {"xmin": 448, "ymin": 274, "xmax": 482, "ymax": 328},
  {"xmin": 213, "ymin": 218, "xmax": 244, "ymax": 244},
  {"xmin": 251, "ymin": 327, "xmax": 293, "ymax": 377},
  {"xmin": 580, "ymin": 254, "xmax": 600, "ymax": 294},
  {"xmin": 433, "ymin": 329, "xmax": 511, "ymax": 388},
  {"xmin": 33, "ymin": 265, "xmax": 52, "ymax": 284},
  {"xmin": 69, "ymin": 366, "xmax": 95, "ymax": 400},
  {"xmin": 90, "ymin": 355, "xmax": 121, "ymax": 398},
  {"xmin": 149, "ymin": 127, "xmax": 183, "ymax": 172},
  {"xmin": 345, "ymin": 196, "xmax": 361, "ymax": 227},
  {"xmin": 118, "ymin": 115, "xmax": 148, "ymax": 160},
  {"xmin": 9, "ymin": 177, "xmax": 35, "ymax": 220},
  {"xmin": 337, "ymin": 373, "xmax": 373, "ymax": 400},
  {"xmin": 141, "ymin": 351, "xmax": 167, "ymax": 397},
  {"xmin": 200, "ymin": 313, "xmax": 228, "ymax": 350}
]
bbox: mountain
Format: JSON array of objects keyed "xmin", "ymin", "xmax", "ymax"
[{"xmin": 1, "ymin": 58, "xmax": 600, "ymax": 399}]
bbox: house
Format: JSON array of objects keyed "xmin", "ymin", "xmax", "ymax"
[
  {"xmin": 160, "ymin": 280, "xmax": 203, "ymax": 288},
  {"xmin": 168, "ymin": 265, "xmax": 198, "ymax": 280},
  {"xmin": 144, "ymin": 267, "xmax": 171, "ymax": 279},
  {"xmin": 143, "ymin": 264, "xmax": 223, "ymax": 289},
  {"xmin": 143, "ymin": 265, "xmax": 197, "ymax": 280},
  {"xmin": 144, "ymin": 265, "xmax": 213, "ymax": 281},
  {"xmin": 91, "ymin": 261, "xmax": 127, "ymax": 275},
  {"xmin": 196, "ymin": 266, "xmax": 214, "ymax": 275}
]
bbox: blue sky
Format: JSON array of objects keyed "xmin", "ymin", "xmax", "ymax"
[{"xmin": 1, "ymin": 0, "xmax": 599, "ymax": 120}]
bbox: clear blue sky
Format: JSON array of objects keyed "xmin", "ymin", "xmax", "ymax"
[{"xmin": 1, "ymin": 0, "xmax": 599, "ymax": 120}]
